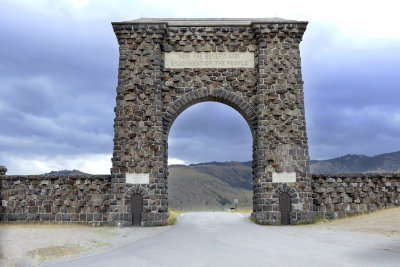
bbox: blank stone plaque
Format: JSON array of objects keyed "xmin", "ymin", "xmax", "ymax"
[
  {"xmin": 272, "ymin": 172, "xmax": 296, "ymax": 183},
  {"xmin": 126, "ymin": 173, "xmax": 150, "ymax": 184}
]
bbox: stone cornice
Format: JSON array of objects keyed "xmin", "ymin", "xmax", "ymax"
[{"xmin": 111, "ymin": 18, "xmax": 308, "ymax": 26}]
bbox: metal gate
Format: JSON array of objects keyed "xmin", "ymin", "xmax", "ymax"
[
  {"xmin": 131, "ymin": 194, "xmax": 143, "ymax": 226},
  {"xmin": 279, "ymin": 192, "xmax": 291, "ymax": 225}
]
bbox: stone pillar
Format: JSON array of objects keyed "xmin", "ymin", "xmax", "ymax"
[
  {"xmin": 111, "ymin": 23, "xmax": 168, "ymax": 226},
  {"xmin": 252, "ymin": 23, "xmax": 314, "ymax": 224}
]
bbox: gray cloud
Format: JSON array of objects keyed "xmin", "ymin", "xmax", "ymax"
[
  {"xmin": 168, "ymin": 102, "xmax": 253, "ymax": 164},
  {"xmin": 1, "ymin": 3, "xmax": 400, "ymax": 174},
  {"xmin": 303, "ymin": 23, "xmax": 400, "ymax": 159},
  {"xmin": 0, "ymin": 4, "xmax": 115, "ymax": 163}
]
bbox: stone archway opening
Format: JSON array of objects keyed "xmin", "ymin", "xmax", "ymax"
[{"xmin": 167, "ymin": 101, "xmax": 253, "ymax": 212}]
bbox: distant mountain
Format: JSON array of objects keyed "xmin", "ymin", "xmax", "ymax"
[
  {"xmin": 42, "ymin": 169, "xmax": 90, "ymax": 176},
  {"xmin": 310, "ymin": 151, "xmax": 400, "ymax": 174},
  {"xmin": 168, "ymin": 162, "xmax": 252, "ymax": 211}
]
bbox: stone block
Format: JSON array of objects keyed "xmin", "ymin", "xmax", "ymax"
[{"xmin": 62, "ymin": 214, "xmax": 71, "ymax": 221}]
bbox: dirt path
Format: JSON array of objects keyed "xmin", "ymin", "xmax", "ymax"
[
  {"xmin": 0, "ymin": 224, "xmax": 171, "ymax": 266},
  {"xmin": 309, "ymin": 207, "xmax": 400, "ymax": 239}
]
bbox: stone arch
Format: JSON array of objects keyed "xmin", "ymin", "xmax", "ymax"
[
  {"xmin": 123, "ymin": 185, "xmax": 151, "ymax": 226},
  {"xmin": 162, "ymin": 88, "xmax": 257, "ymax": 137},
  {"xmin": 273, "ymin": 184, "xmax": 300, "ymax": 203},
  {"xmin": 124, "ymin": 185, "xmax": 151, "ymax": 202}
]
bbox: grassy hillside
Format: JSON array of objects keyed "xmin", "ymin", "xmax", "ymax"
[
  {"xmin": 190, "ymin": 161, "xmax": 253, "ymax": 189},
  {"xmin": 168, "ymin": 164, "xmax": 252, "ymax": 211},
  {"xmin": 310, "ymin": 151, "xmax": 400, "ymax": 173}
]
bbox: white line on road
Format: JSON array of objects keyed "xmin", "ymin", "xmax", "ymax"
[{"xmin": 236, "ymin": 213, "xmax": 244, "ymax": 218}]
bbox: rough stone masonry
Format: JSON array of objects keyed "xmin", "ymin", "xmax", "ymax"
[
  {"xmin": 1, "ymin": 171, "xmax": 399, "ymax": 225},
  {"xmin": 0, "ymin": 19, "xmax": 398, "ymax": 226},
  {"xmin": 110, "ymin": 18, "xmax": 313, "ymax": 226},
  {"xmin": 0, "ymin": 166, "xmax": 6, "ymax": 176}
]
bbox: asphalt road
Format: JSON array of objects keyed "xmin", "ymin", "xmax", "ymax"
[{"xmin": 47, "ymin": 212, "xmax": 400, "ymax": 267}]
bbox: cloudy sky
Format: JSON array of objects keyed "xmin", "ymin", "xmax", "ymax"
[{"xmin": 1, "ymin": 0, "xmax": 399, "ymax": 174}]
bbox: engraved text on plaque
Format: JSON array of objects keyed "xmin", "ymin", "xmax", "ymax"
[
  {"xmin": 272, "ymin": 172, "xmax": 297, "ymax": 183},
  {"xmin": 165, "ymin": 52, "xmax": 254, "ymax": 69}
]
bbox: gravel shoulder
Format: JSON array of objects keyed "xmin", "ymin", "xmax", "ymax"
[
  {"xmin": 0, "ymin": 223, "xmax": 172, "ymax": 267},
  {"xmin": 307, "ymin": 207, "xmax": 400, "ymax": 239}
]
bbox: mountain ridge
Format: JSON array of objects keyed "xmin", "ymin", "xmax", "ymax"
[{"xmin": 310, "ymin": 151, "xmax": 400, "ymax": 174}]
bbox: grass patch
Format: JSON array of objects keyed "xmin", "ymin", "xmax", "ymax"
[
  {"xmin": 290, "ymin": 207, "xmax": 400, "ymax": 226},
  {"xmin": 166, "ymin": 215, "xmax": 177, "ymax": 225},
  {"xmin": 291, "ymin": 215, "xmax": 326, "ymax": 225},
  {"xmin": 228, "ymin": 208, "xmax": 252, "ymax": 213},
  {"xmin": 95, "ymin": 242, "xmax": 111, "ymax": 248},
  {"xmin": 249, "ymin": 214, "xmax": 343, "ymax": 226},
  {"xmin": 168, "ymin": 208, "xmax": 191, "ymax": 214},
  {"xmin": 310, "ymin": 206, "xmax": 400, "ymax": 225},
  {"xmin": 0, "ymin": 222, "xmax": 92, "ymax": 228},
  {"xmin": 27, "ymin": 244, "xmax": 82, "ymax": 262},
  {"xmin": 150, "ymin": 215, "xmax": 178, "ymax": 227},
  {"xmin": 249, "ymin": 216, "xmax": 282, "ymax": 226}
]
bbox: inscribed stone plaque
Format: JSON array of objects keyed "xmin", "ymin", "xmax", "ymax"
[
  {"xmin": 126, "ymin": 173, "xmax": 150, "ymax": 184},
  {"xmin": 272, "ymin": 172, "xmax": 296, "ymax": 183},
  {"xmin": 165, "ymin": 52, "xmax": 254, "ymax": 69}
]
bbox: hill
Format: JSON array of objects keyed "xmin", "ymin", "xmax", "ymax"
[
  {"xmin": 310, "ymin": 151, "xmax": 400, "ymax": 173},
  {"xmin": 168, "ymin": 162, "xmax": 252, "ymax": 211},
  {"xmin": 42, "ymin": 170, "xmax": 90, "ymax": 176}
]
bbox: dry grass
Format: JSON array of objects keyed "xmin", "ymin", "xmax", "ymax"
[
  {"xmin": 311, "ymin": 206, "xmax": 400, "ymax": 238},
  {"xmin": 0, "ymin": 221, "xmax": 170, "ymax": 266},
  {"xmin": 168, "ymin": 208, "xmax": 191, "ymax": 214},
  {"xmin": 0, "ymin": 222, "xmax": 92, "ymax": 228},
  {"xmin": 228, "ymin": 208, "xmax": 252, "ymax": 213},
  {"xmin": 27, "ymin": 244, "xmax": 83, "ymax": 262},
  {"xmin": 166, "ymin": 215, "xmax": 177, "ymax": 225}
]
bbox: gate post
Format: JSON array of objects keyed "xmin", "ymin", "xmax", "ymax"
[
  {"xmin": 110, "ymin": 22, "xmax": 169, "ymax": 226},
  {"xmin": 251, "ymin": 22, "xmax": 314, "ymax": 224}
]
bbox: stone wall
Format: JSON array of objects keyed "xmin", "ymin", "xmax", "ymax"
[
  {"xmin": 0, "ymin": 172, "xmax": 399, "ymax": 224},
  {"xmin": 312, "ymin": 173, "xmax": 400, "ymax": 219},
  {"xmin": 0, "ymin": 175, "xmax": 112, "ymax": 225}
]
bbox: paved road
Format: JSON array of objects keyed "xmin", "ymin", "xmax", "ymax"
[{"xmin": 47, "ymin": 212, "xmax": 400, "ymax": 267}]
